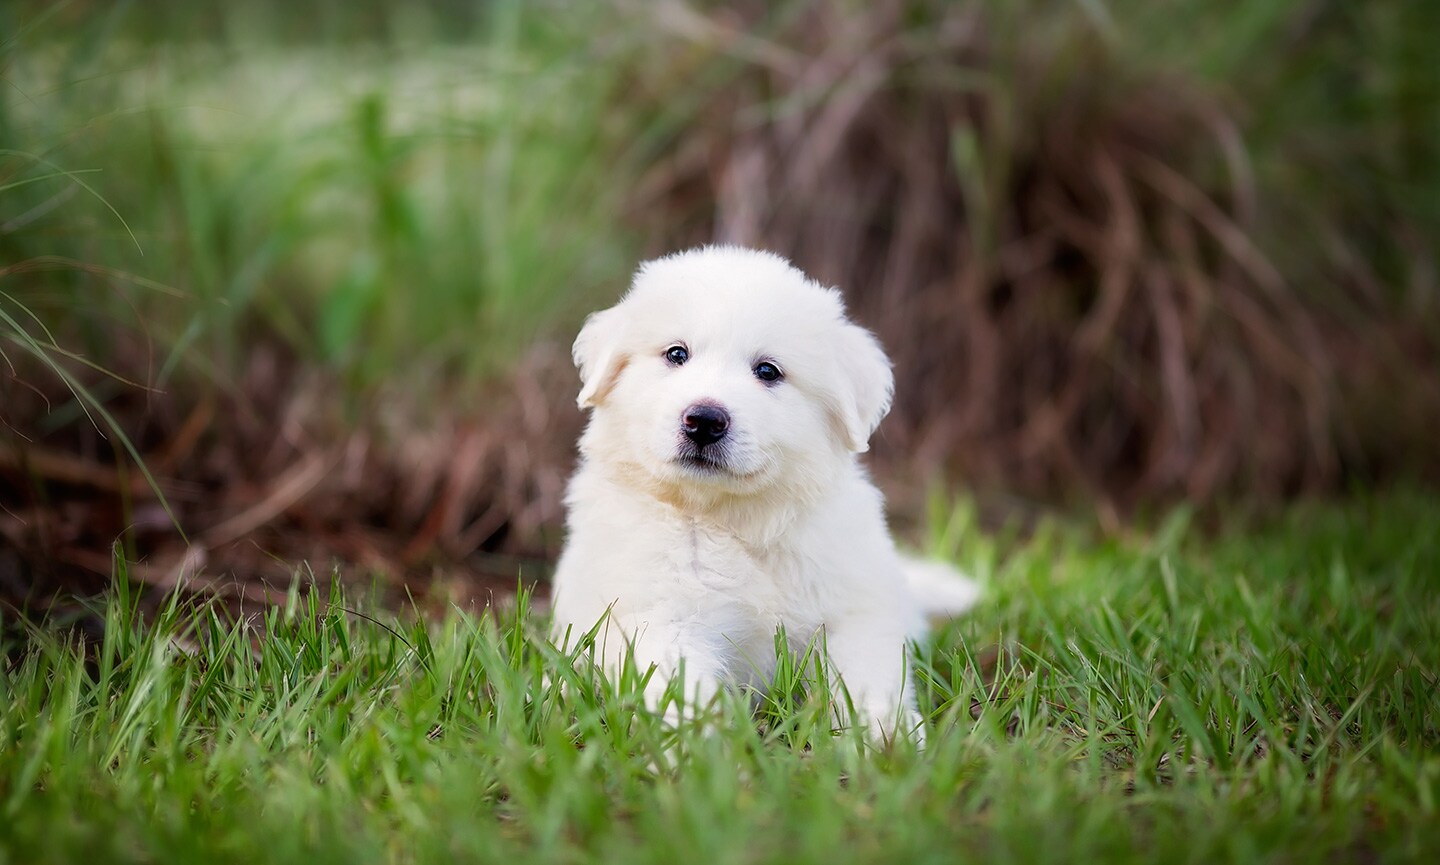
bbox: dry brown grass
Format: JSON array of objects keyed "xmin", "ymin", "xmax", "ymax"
[
  {"xmin": 1, "ymin": 341, "xmax": 580, "ymax": 608},
  {"xmin": 621, "ymin": 0, "xmax": 1439, "ymax": 509}
]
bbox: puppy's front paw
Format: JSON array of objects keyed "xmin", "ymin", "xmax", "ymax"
[
  {"xmin": 886, "ymin": 706, "xmax": 927, "ymax": 748},
  {"xmin": 848, "ymin": 701, "xmax": 926, "ymax": 749}
]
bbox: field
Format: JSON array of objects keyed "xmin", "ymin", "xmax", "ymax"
[
  {"xmin": 3, "ymin": 2, "xmax": 1440, "ymax": 862},
  {"xmin": 3, "ymin": 492, "xmax": 1437, "ymax": 864}
]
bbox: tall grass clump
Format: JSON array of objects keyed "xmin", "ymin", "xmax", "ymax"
[
  {"xmin": 612, "ymin": 0, "xmax": 1440, "ymax": 505},
  {"xmin": 1, "ymin": 1, "xmax": 640, "ymax": 583}
]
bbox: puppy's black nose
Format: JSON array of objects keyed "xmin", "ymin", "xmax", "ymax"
[{"xmin": 682, "ymin": 404, "xmax": 730, "ymax": 446}]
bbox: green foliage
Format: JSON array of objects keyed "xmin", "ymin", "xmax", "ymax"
[
  {"xmin": 3, "ymin": 0, "xmax": 1435, "ymax": 439},
  {"xmin": 2, "ymin": 1, "xmax": 635, "ymax": 397},
  {"xmin": 3, "ymin": 493, "xmax": 1438, "ymax": 863}
]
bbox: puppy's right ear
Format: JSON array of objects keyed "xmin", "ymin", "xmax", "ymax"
[
  {"xmin": 572, "ymin": 306, "xmax": 627, "ymax": 408},
  {"xmin": 830, "ymin": 321, "xmax": 895, "ymax": 452}
]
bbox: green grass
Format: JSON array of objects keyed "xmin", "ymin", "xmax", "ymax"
[
  {"xmin": 2, "ymin": 2, "xmax": 638, "ymax": 396},
  {"xmin": 3, "ymin": 492, "xmax": 1437, "ymax": 864}
]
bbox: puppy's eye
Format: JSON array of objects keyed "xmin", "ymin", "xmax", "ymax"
[
  {"xmin": 753, "ymin": 361, "xmax": 783, "ymax": 383},
  {"xmin": 664, "ymin": 345, "xmax": 689, "ymax": 366}
]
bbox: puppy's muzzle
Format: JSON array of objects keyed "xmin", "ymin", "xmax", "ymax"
[{"xmin": 681, "ymin": 403, "xmax": 730, "ymax": 447}]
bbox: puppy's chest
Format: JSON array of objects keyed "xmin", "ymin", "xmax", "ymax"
[{"xmin": 670, "ymin": 524, "xmax": 823, "ymax": 620}]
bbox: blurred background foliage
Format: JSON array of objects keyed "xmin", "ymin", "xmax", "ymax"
[{"xmin": 1, "ymin": 0, "xmax": 1437, "ymax": 598}]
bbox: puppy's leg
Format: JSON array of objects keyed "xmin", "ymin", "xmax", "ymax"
[
  {"xmin": 822, "ymin": 619, "xmax": 923, "ymax": 745},
  {"xmin": 604, "ymin": 615, "xmax": 726, "ymax": 727}
]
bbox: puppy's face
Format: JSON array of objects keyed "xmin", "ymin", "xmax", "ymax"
[{"xmin": 573, "ymin": 247, "xmax": 893, "ymax": 502}]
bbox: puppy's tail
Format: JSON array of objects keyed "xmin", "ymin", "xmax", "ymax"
[{"xmin": 901, "ymin": 555, "xmax": 981, "ymax": 624}]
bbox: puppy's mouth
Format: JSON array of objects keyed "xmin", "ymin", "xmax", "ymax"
[
  {"xmin": 672, "ymin": 438, "xmax": 752, "ymax": 478},
  {"xmin": 662, "ymin": 444, "xmax": 769, "ymax": 490},
  {"xmin": 675, "ymin": 449, "xmax": 730, "ymax": 474}
]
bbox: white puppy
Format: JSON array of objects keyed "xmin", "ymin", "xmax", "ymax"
[{"xmin": 550, "ymin": 246, "xmax": 978, "ymax": 741}]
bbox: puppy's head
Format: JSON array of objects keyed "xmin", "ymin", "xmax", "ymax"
[{"xmin": 573, "ymin": 246, "xmax": 893, "ymax": 502}]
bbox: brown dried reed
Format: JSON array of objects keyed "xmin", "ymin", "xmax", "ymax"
[{"xmin": 618, "ymin": 0, "xmax": 1438, "ymax": 509}]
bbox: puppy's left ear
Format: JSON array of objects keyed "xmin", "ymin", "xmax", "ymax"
[
  {"xmin": 832, "ymin": 321, "xmax": 895, "ymax": 452},
  {"xmin": 572, "ymin": 306, "xmax": 627, "ymax": 408}
]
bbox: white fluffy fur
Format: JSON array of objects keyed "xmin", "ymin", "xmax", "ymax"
[{"xmin": 551, "ymin": 245, "xmax": 978, "ymax": 741}]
